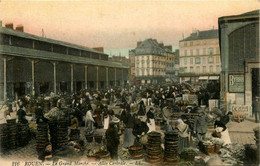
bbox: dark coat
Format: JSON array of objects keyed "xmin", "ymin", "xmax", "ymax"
[
  {"xmin": 146, "ymin": 110, "xmax": 154, "ymax": 123},
  {"xmin": 106, "ymin": 127, "xmax": 119, "ymax": 148},
  {"xmin": 137, "ymin": 101, "xmax": 146, "ymax": 116},
  {"xmin": 120, "ymin": 110, "xmax": 128, "ymax": 125},
  {"xmin": 17, "ymin": 108, "xmax": 28, "ymax": 124},
  {"xmin": 133, "ymin": 120, "xmax": 149, "ymax": 137},
  {"xmin": 194, "ymin": 114, "xmax": 208, "ymax": 134}
]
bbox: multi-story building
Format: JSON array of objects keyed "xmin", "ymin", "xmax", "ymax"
[
  {"xmin": 179, "ymin": 29, "xmax": 221, "ymax": 84},
  {"xmin": 173, "ymin": 49, "xmax": 180, "ymax": 82},
  {"xmin": 130, "ymin": 38, "xmax": 167, "ymax": 84},
  {"xmin": 218, "ymin": 10, "xmax": 259, "ymax": 113},
  {"xmin": 164, "ymin": 46, "xmax": 176, "ymax": 82},
  {"xmin": 129, "ymin": 50, "xmax": 136, "ymax": 83}
]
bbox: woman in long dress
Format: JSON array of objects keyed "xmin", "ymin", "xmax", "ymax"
[
  {"xmin": 146, "ymin": 108, "xmax": 156, "ymax": 133},
  {"xmin": 122, "ymin": 112, "xmax": 136, "ymax": 148},
  {"xmin": 85, "ymin": 109, "xmax": 95, "ymax": 134},
  {"xmin": 176, "ymin": 119, "xmax": 190, "ymax": 154}
]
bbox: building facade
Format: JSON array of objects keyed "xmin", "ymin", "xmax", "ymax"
[
  {"xmin": 218, "ymin": 10, "xmax": 259, "ymax": 113},
  {"xmin": 164, "ymin": 46, "xmax": 176, "ymax": 82},
  {"xmin": 129, "ymin": 50, "xmax": 136, "ymax": 83},
  {"xmin": 130, "ymin": 39, "xmax": 167, "ymax": 84},
  {"xmin": 0, "ymin": 23, "xmax": 128, "ymax": 101},
  {"xmin": 179, "ymin": 30, "xmax": 221, "ymax": 85}
]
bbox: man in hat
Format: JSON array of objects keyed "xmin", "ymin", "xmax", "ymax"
[
  {"xmin": 252, "ymin": 96, "xmax": 260, "ymax": 123},
  {"xmin": 105, "ymin": 122, "xmax": 119, "ymax": 160},
  {"xmin": 193, "ymin": 108, "xmax": 208, "ymax": 141},
  {"xmin": 17, "ymin": 105, "xmax": 28, "ymax": 124}
]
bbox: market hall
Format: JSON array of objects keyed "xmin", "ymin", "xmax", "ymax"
[{"xmin": 0, "ymin": 23, "xmax": 129, "ymax": 102}]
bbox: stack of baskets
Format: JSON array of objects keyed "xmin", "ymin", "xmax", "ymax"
[
  {"xmin": 36, "ymin": 122, "xmax": 49, "ymax": 156},
  {"xmin": 49, "ymin": 121, "xmax": 68, "ymax": 151},
  {"xmin": 56, "ymin": 121, "xmax": 68, "ymax": 149},
  {"xmin": 0, "ymin": 123, "xmax": 9, "ymax": 153},
  {"xmin": 128, "ymin": 145, "xmax": 143, "ymax": 159},
  {"xmin": 7, "ymin": 119, "xmax": 17, "ymax": 149},
  {"xmin": 145, "ymin": 131, "xmax": 162, "ymax": 164},
  {"xmin": 164, "ymin": 130, "xmax": 179, "ymax": 165},
  {"xmin": 17, "ymin": 123, "xmax": 30, "ymax": 147},
  {"xmin": 48, "ymin": 121, "xmax": 58, "ymax": 150}
]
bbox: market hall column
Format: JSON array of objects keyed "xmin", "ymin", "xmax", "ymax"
[
  {"xmin": 115, "ymin": 68, "xmax": 117, "ymax": 87},
  {"xmin": 3, "ymin": 56, "xmax": 7, "ymax": 101},
  {"xmin": 85, "ymin": 65, "xmax": 88, "ymax": 89},
  {"xmin": 96, "ymin": 66, "xmax": 99, "ymax": 90},
  {"xmin": 121, "ymin": 68, "xmax": 124, "ymax": 88},
  {"xmin": 71, "ymin": 64, "xmax": 74, "ymax": 93},
  {"xmin": 106, "ymin": 67, "xmax": 109, "ymax": 89},
  {"xmin": 31, "ymin": 60, "xmax": 35, "ymax": 96},
  {"xmin": 52, "ymin": 62, "xmax": 57, "ymax": 95}
]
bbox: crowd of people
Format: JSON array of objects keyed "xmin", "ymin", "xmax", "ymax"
[{"xmin": 0, "ymin": 83, "xmax": 234, "ymax": 162}]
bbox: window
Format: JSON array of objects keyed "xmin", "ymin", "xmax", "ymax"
[
  {"xmin": 209, "ymin": 66, "xmax": 213, "ymax": 73},
  {"xmin": 216, "ymin": 48, "xmax": 220, "ymax": 54},
  {"xmin": 208, "ymin": 48, "xmax": 214, "ymax": 55},
  {"xmin": 196, "ymin": 49, "xmax": 200, "ymax": 55},
  {"xmin": 184, "ymin": 67, "xmax": 187, "ymax": 72},
  {"xmin": 190, "ymin": 50, "xmax": 193, "ymax": 56},
  {"xmin": 208, "ymin": 57, "xmax": 214, "ymax": 63},
  {"xmin": 184, "ymin": 58, "xmax": 187, "ymax": 65},
  {"xmin": 190, "ymin": 67, "xmax": 194, "ymax": 72},
  {"xmin": 195, "ymin": 57, "xmax": 201, "ymax": 64},
  {"xmin": 216, "ymin": 65, "xmax": 221, "ymax": 72},
  {"xmin": 190, "ymin": 58, "xmax": 193, "ymax": 65},
  {"xmin": 203, "ymin": 57, "xmax": 206, "ymax": 64},
  {"xmin": 203, "ymin": 66, "xmax": 206, "ymax": 73},
  {"xmin": 203, "ymin": 48, "xmax": 206, "ymax": 55},
  {"xmin": 184, "ymin": 50, "xmax": 187, "ymax": 56},
  {"xmin": 216, "ymin": 57, "xmax": 220, "ymax": 64},
  {"xmin": 196, "ymin": 66, "xmax": 200, "ymax": 72}
]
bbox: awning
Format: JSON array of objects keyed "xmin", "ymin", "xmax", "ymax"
[
  {"xmin": 209, "ymin": 76, "xmax": 220, "ymax": 80},
  {"xmin": 199, "ymin": 76, "xmax": 209, "ymax": 80}
]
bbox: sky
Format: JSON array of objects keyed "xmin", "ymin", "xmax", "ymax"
[{"xmin": 0, "ymin": 0, "xmax": 259, "ymax": 51}]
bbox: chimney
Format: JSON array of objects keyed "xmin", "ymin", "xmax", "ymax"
[
  {"xmin": 137, "ymin": 41, "xmax": 142, "ymax": 47},
  {"xmin": 196, "ymin": 30, "xmax": 199, "ymax": 36},
  {"xmin": 92, "ymin": 47, "xmax": 104, "ymax": 53},
  {"xmin": 159, "ymin": 42, "xmax": 164, "ymax": 48},
  {"xmin": 16, "ymin": 25, "xmax": 24, "ymax": 32},
  {"xmin": 5, "ymin": 23, "xmax": 13, "ymax": 29}
]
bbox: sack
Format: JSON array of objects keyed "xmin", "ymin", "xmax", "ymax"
[{"xmin": 140, "ymin": 134, "xmax": 148, "ymax": 145}]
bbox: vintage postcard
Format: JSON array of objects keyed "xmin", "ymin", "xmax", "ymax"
[{"xmin": 0, "ymin": 0, "xmax": 259, "ymax": 166}]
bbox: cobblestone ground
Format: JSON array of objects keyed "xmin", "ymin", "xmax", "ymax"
[{"xmin": 227, "ymin": 117, "xmax": 259, "ymax": 145}]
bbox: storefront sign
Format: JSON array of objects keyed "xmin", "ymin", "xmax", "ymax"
[
  {"xmin": 231, "ymin": 105, "xmax": 249, "ymax": 116},
  {"xmin": 229, "ymin": 75, "xmax": 244, "ymax": 93}
]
